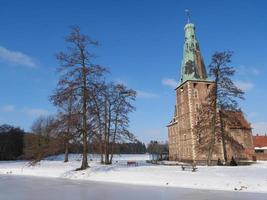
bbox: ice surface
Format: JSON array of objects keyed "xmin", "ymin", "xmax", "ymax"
[{"xmin": 0, "ymin": 175, "xmax": 266, "ymax": 200}]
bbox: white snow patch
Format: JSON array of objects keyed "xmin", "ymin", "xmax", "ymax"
[{"xmin": 0, "ymin": 154, "xmax": 267, "ymax": 193}]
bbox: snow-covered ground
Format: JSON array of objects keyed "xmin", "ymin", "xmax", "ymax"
[{"xmin": 0, "ymin": 154, "xmax": 267, "ymax": 193}]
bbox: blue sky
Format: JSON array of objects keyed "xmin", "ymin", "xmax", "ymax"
[{"xmin": 0, "ymin": 0, "xmax": 267, "ymax": 143}]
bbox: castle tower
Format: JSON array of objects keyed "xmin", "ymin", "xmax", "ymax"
[
  {"xmin": 168, "ymin": 13, "xmax": 255, "ymax": 164},
  {"xmin": 167, "ymin": 17, "xmax": 224, "ymax": 164},
  {"xmin": 180, "ymin": 22, "xmax": 207, "ymax": 83}
]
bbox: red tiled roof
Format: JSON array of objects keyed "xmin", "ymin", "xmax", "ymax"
[
  {"xmin": 222, "ymin": 111, "xmax": 251, "ymax": 129},
  {"xmin": 253, "ymin": 136, "xmax": 267, "ymax": 147}
]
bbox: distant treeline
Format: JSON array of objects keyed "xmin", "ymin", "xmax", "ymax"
[
  {"xmin": 0, "ymin": 124, "xmax": 24, "ymax": 160},
  {"xmin": 0, "ymin": 124, "xmax": 147, "ymax": 161},
  {"xmin": 89, "ymin": 141, "xmax": 146, "ymax": 154}
]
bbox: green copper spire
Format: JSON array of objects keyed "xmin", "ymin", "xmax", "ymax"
[{"xmin": 180, "ymin": 16, "xmax": 207, "ymax": 83}]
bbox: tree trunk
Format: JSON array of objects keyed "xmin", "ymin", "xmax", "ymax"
[
  {"xmin": 100, "ymin": 151, "xmax": 104, "ymax": 164},
  {"xmin": 103, "ymin": 99, "xmax": 111, "ymax": 165},
  {"xmin": 80, "ymin": 59, "xmax": 89, "ymax": 170},
  {"xmin": 80, "ymin": 111, "xmax": 89, "ymax": 169},
  {"xmin": 80, "ymin": 128, "xmax": 88, "ymax": 169},
  {"xmin": 104, "ymin": 135, "xmax": 110, "ymax": 164},
  {"xmin": 207, "ymin": 113, "xmax": 216, "ymax": 166},
  {"xmin": 219, "ymin": 110, "xmax": 228, "ymax": 164},
  {"xmin": 94, "ymin": 99, "xmax": 104, "ymax": 164},
  {"xmin": 110, "ymin": 114, "xmax": 118, "ymax": 164},
  {"xmin": 109, "ymin": 137, "xmax": 115, "ymax": 164},
  {"xmin": 100, "ymin": 139, "xmax": 104, "ymax": 164},
  {"xmin": 64, "ymin": 140, "xmax": 69, "ymax": 163},
  {"xmin": 110, "ymin": 139, "xmax": 115, "ymax": 164},
  {"xmin": 207, "ymin": 82, "xmax": 218, "ymax": 166}
]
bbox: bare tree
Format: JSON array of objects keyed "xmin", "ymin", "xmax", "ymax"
[
  {"xmin": 89, "ymin": 82, "xmax": 106, "ymax": 163},
  {"xmin": 209, "ymin": 51, "xmax": 244, "ymax": 163},
  {"xmin": 50, "ymin": 78, "xmax": 81, "ymax": 163},
  {"xmin": 30, "ymin": 115, "xmax": 58, "ymax": 163},
  {"xmin": 209, "ymin": 51, "xmax": 244, "ymax": 110},
  {"xmin": 90, "ymin": 82, "xmax": 136, "ymax": 164},
  {"xmin": 194, "ymin": 103, "xmax": 220, "ymax": 163},
  {"xmin": 194, "ymin": 51, "xmax": 244, "ymax": 165},
  {"xmin": 55, "ymin": 26, "xmax": 106, "ymax": 169},
  {"xmin": 108, "ymin": 84, "xmax": 136, "ymax": 164}
]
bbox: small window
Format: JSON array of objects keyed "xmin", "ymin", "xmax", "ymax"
[
  {"xmin": 255, "ymin": 149, "xmax": 264, "ymax": 154},
  {"xmin": 198, "ymin": 133, "xmax": 202, "ymax": 144},
  {"xmin": 194, "ymin": 114, "xmax": 198, "ymax": 125},
  {"xmin": 194, "ymin": 90, "xmax": 198, "ymax": 98},
  {"xmin": 195, "ymin": 103, "xmax": 199, "ymax": 112}
]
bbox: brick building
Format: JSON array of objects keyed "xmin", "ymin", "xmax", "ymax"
[
  {"xmin": 253, "ymin": 135, "xmax": 267, "ymax": 160},
  {"xmin": 167, "ymin": 20, "xmax": 254, "ymax": 164}
]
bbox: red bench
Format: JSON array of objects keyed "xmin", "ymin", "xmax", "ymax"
[{"xmin": 127, "ymin": 161, "xmax": 138, "ymax": 166}]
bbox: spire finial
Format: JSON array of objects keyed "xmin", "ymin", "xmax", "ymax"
[{"xmin": 185, "ymin": 9, "xmax": 191, "ymax": 24}]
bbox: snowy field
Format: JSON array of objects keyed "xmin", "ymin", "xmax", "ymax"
[{"xmin": 0, "ymin": 154, "xmax": 267, "ymax": 193}]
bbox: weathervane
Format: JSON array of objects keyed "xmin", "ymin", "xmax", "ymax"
[{"xmin": 185, "ymin": 9, "xmax": 191, "ymax": 23}]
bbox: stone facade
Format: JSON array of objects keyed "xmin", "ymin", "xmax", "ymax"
[
  {"xmin": 168, "ymin": 80, "xmax": 225, "ymax": 163},
  {"xmin": 167, "ymin": 20, "xmax": 254, "ymax": 164}
]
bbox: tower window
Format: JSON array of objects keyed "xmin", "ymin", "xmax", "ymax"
[
  {"xmin": 194, "ymin": 90, "xmax": 198, "ymax": 98},
  {"xmin": 195, "ymin": 103, "xmax": 199, "ymax": 112},
  {"xmin": 198, "ymin": 133, "xmax": 202, "ymax": 144}
]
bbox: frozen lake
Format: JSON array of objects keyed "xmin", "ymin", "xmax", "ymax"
[{"xmin": 0, "ymin": 175, "xmax": 266, "ymax": 200}]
